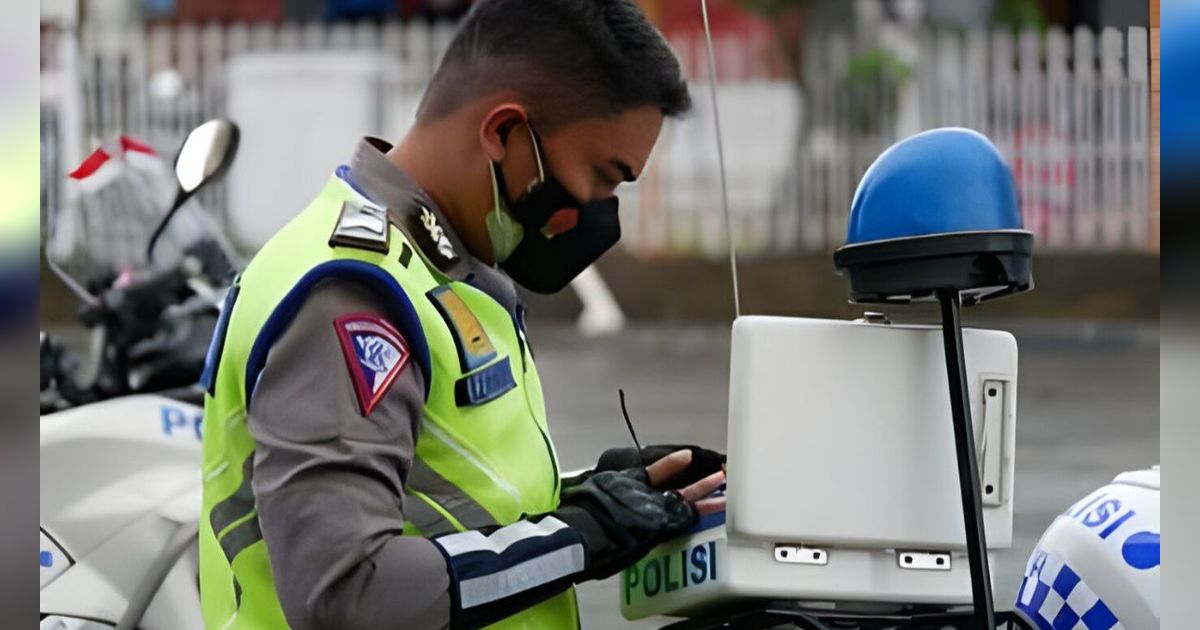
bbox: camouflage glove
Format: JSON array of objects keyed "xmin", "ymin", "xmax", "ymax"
[{"xmin": 553, "ymin": 467, "xmax": 697, "ymax": 581}]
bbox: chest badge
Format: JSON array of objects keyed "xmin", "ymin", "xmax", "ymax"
[
  {"xmin": 419, "ymin": 206, "xmax": 459, "ymax": 261},
  {"xmin": 334, "ymin": 314, "xmax": 411, "ymax": 416}
]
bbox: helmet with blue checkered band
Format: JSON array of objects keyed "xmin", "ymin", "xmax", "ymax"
[
  {"xmin": 1015, "ymin": 467, "xmax": 1159, "ymax": 629},
  {"xmin": 833, "ymin": 127, "xmax": 1033, "ymax": 305}
]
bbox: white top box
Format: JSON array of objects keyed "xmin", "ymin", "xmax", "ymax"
[
  {"xmin": 621, "ymin": 317, "xmax": 1019, "ymax": 619},
  {"xmin": 726, "ymin": 316, "xmax": 1017, "ymax": 550}
]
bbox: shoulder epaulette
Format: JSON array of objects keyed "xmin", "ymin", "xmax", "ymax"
[{"xmin": 329, "ymin": 200, "xmax": 390, "ymax": 253}]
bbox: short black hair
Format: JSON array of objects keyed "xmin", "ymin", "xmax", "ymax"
[{"xmin": 416, "ymin": 0, "xmax": 692, "ymax": 130}]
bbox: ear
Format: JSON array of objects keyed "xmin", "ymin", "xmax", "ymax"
[{"xmin": 479, "ymin": 103, "xmax": 528, "ymax": 163}]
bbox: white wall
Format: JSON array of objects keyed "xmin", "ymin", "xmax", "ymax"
[
  {"xmin": 224, "ymin": 51, "xmax": 387, "ymax": 250},
  {"xmin": 41, "ymin": 0, "xmax": 78, "ymax": 26}
]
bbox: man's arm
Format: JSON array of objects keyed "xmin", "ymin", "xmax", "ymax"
[
  {"xmin": 247, "ymin": 278, "xmax": 454, "ymax": 630},
  {"xmin": 248, "ymin": 278, "xmax": 712, "ymax": 630}
]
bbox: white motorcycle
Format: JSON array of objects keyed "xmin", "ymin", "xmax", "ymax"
[{"xmin": 41, "ymin": 120, "xmax": 239, "ymax": 630}]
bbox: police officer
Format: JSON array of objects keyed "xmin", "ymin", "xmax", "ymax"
[{"xmin": 198, "ymin": 1, "xmax": 726, "ymax": 628}]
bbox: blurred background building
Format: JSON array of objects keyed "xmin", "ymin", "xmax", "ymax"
[{"xmin": 39, "ymin": 0, "xmax": 1157, "ymax": 321}]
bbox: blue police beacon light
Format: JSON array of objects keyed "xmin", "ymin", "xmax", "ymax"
[
  {"xmin": 833, "ymin": 128, "xmax": 1034, "ymax": 629},
  {"xmin": 833, "ymin": 127, "xmax": 1032, "ymax": 306}
]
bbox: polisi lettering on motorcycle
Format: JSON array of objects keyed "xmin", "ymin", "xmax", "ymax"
[
  {"xmin": 1081, "ymin": 499, "xmax": 1122, "ymax": 528},
  {"xmin": 1069, "ymin": 490, "xmax": 1160, "ymax": 571},
  {"xmin": 1016, "ymin": 469, "xmax": 1160, "ymax": 629},
  {"xmin": 623, "ymin": 541, "xmax": 717, "ymax": 605},
  {"xmin": 161, "ymin": 404, "xmax": 203, "ymax": 440},
  {"xmin": 1067, "ymin": 493, "xmax": 1139, "ymax": 541}
]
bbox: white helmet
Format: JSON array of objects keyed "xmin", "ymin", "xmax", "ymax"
[{"xmin": 1014, "ymin": 467, "xmax": 1160, "ymax": 629}]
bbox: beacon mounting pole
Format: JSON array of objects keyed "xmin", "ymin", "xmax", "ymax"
[{"xmin": 937, "ymin": 288, "xmax": 996, "ymax": 629}]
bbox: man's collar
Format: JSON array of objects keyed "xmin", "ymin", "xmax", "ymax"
[
  {"xmin": 345, "ymin": 137, "xmax": 472, "ymax": 279},
  {"xmin": 342, "ymin": 137, "xmax": 524, "ymax": 318}
]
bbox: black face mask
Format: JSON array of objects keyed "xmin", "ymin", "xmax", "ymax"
[{"xmin": 488, "ymin": 124, "xmax": 621, "ymax": 294}]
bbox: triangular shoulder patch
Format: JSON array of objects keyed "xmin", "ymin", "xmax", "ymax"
[{"xmin": 333, "ymin": 314, "xmax": 411, "ymax": 416}]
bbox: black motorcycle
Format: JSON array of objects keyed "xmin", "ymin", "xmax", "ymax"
[{"xmin": 41, "ymin": 119, "xmax": 241, "ymax": 413}]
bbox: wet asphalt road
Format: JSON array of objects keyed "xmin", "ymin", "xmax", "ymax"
[{"xmin": 529, "ymin": 320, "xmax": 1159, "ymax": 629}]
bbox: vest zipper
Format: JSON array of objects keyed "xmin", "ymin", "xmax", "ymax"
[
  {"xmin": 511, "ymin": 309, "xmax": 557, "ymax": 498},
  {"xmin": 512, "ymin": 308, "xmax": 528, "ymax": 373},
  {"xmin": 535, "ymin": 422, "xmax": 561, "ymax": 499}
]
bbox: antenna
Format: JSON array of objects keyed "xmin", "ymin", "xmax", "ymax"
[
  {"xmin": 700, "ymin": 0, "xmax": 741, "ymax": 319},
  {"xmin": 618, "ymin": 388, "xmax": 644, "ymax": 454}
]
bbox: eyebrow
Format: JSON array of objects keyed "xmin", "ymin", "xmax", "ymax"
[{"xmin": 611, "ymin": 159, "xmax": 637, "ymax": 183}]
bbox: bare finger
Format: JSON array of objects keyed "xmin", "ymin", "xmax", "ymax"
[
  {"xmin": 694, "ymin": 496, "xmax": 726, "ymax": 516},
  {"xmin": 646, "ymin": 449, "xmax": 692, "ymax": 487},
  {"xmin": 678, "ymin": 470, "xmax": 725, "ymax": 503}
]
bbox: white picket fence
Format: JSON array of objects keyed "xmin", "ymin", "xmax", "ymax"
[
  {"xmin": 793, "ymin": 24, "xmax": 1151, "ymax": 254},
  {"xmin": 40, "ymin": 19, "xmax": 1153, "ymax": 259},
  {"xmin": 917, "ymin": 26, "xmax": 1151, "ymax": 252}
]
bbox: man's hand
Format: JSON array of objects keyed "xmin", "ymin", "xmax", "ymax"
[
  {"xmin": 645, "ymin": 449, "xmax": 725, "ymax": 516},
  {"xmin": 595, "ymin": 444, "xmax": 726, "ymax": 490},
  {"xmin": 552, "ymin": 449, "xmax": 725, "ymax": 581}
]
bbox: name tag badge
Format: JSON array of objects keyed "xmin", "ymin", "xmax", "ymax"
[{"xmin": 428, "ymin": 285, "xmax": 497, "ymax": 373}]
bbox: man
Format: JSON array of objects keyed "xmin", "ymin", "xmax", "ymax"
[{"xmin": 198, "ymin": 1, "xmax": 726, "ymax": 628}]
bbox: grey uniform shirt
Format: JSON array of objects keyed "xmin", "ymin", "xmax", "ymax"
[{"xmin": 248, "ymin": 139, "xmax": 527, "ymax": 630}]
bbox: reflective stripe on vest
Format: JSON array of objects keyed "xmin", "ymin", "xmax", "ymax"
[{"xmin": 198, "ymin": 176, "xmax": 575, "ymax": 629}]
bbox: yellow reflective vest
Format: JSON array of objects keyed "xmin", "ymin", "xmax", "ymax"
[{"xmin": 199, "ymin": 175, "xmax": 578, "ymax": 629}]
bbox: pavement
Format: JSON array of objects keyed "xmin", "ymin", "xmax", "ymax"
[{"xmin": 528, "ymin": 319, "xmax": 1159, "ymax": 630}]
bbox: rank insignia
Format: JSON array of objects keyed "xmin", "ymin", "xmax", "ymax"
[{"xmin": 329, "ymin": 201, "xmax": 390, "ymax": 253}]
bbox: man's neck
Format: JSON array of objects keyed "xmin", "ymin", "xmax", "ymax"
[{"xmin": 388, "ymin": 123, "xmax": 496, "ymax": 264}]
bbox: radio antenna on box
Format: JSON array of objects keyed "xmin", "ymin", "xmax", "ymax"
[
  {"xmin": 700, "ymin": 0, "xmax": 741, "ymax": 320},
  {"xmin": 618, "ymin": 388, "xmax": 644, "ymax": 454}
]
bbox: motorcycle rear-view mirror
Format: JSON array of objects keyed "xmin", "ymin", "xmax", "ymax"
[
  {"xmin": 175, "ymin": 119, "xmax": 239, "ymax": 196},
  {"xmin": 147, "ymin": 119, "xmax": 240, "ymax": 262}
]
